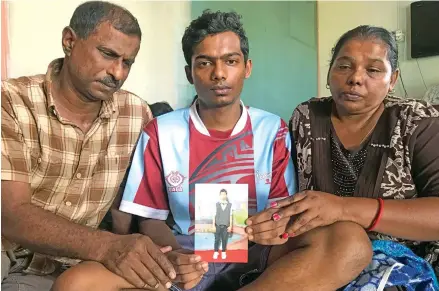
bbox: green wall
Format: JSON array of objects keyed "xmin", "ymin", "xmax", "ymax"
[{"xmin": 190, "ymin": 1, "xmax": 318, "ymax": 121}]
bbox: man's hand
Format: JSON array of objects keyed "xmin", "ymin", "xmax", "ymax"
[
  {"xmin": 99, "ymin": 233, "xmax": 176, "ymax": 290},
  {"xmin": 167, "ymin": 249, "xmax": 208, "ymax": 290},
  {"xmin": 227, "ymin": 226, "xmax": 231, "ymax": 233},
  {"xmin": 245, "ymin": 208, "xmax": 290, "ymax": 245}
]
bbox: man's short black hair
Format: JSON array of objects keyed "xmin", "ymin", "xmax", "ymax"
[
  {"xmin": 182, "ymin": 10, "xmax": 249, "ymax": 67},
  {"xmin": 69, "ymin": 1, "xmax": 141, "ymax": 40}
]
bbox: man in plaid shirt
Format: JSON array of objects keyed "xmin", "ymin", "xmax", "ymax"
[{"xmin": 1, "ymin": 1, "xmax": 180, "ymax": 290}]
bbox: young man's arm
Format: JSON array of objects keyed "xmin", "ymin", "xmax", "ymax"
[
  {"xmin": 118, "ymin": 120, "xmax": 177, "ymax": 248},
  {"xmin": 117, "ymin": 120, "xmax": 208, "ymax": 289},
  {"xmin": 139, "ymin": 219, "xmax": 181, "ymax": 251},
  {"xmin": 111, "ymin": 172, "xmax": 133, "ymax": 235}
]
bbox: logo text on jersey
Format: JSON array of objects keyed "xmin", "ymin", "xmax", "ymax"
[
  {"xmin": 165, "ymin": 171, "xmax": 186, "ymax": 192},
  {"xmin": 256, "ymin": 171, "xmax": 272, "ymax": 184}
]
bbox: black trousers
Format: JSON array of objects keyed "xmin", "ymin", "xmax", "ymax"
[{"xmin": 214, "ymin": 225, "xmax": 229, "ymax": 252}]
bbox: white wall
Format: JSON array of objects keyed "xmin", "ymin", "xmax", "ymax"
[
  {"xmin": 7, "ymin": 0, "xmax": 192, "ymax": 107},
  {"xmin": 317, "ymin": 1, "xmax": 439, "ymax": 99}
]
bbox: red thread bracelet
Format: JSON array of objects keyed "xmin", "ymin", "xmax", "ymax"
[{"xmin": 366, "ymin": 198, "xmax": 384, "ymax": 232}]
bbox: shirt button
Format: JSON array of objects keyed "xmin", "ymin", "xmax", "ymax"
[
  {"xmin": 65, "ymin": 201, "xmax": 72, "ymax": 206},
  {"xmin": 76, "ymin": 173, "xmax": 82, "ymax": 179},
  {"xmin": 37, "ymin": 158, "xmax": 42, "ymax": 163}
]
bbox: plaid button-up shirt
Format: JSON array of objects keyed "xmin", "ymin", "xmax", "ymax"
[{"xmin": 1, "ymin": 58, "xmax": 152, "ymax": 275}]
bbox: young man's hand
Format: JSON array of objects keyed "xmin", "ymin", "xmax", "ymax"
[
  {"xmin": 166, "ymin": 249, "xmax": 209, "ymax": 290},
  {"xmin": 99, "ymin": 233, "xmax": 176, "ymax": 289},
  {"xmin": 245, "ymin": 208, "xmax": 290, "ymax": 245}
]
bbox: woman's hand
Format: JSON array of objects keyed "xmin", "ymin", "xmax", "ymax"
[
  {"xmin": 245, "ymin": 208, "xmax": 290, "ymax": 245},
  {"xmin": 273, "ymin": 191, "xmax": 345, "ymax": 237}
]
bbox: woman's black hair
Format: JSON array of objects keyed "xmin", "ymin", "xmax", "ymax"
[{"xmin": 327, "ymin": 25, "xmax": 398, "ymax": 84}]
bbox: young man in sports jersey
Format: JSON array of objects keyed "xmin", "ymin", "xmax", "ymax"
[{"xmin": 52, "ymin": 10, "xmax": 372, "ymax": 291}]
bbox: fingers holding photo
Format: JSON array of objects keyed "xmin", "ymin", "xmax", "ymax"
[{"xmin": 167, "ymin": 249, "xmax": 208, "ymax": 290}]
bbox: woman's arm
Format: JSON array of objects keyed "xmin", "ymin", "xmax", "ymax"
[
  {"xmin": 345, "ymin": 117, "xmax": 439, "ymax": 241},
  {"xmin": 342, "ymin": 197, "xmax": 439, "ymax": 241},
  {"xmin": 276, "ymin": 117, "xmax": 439, "ymax": 241},
  {"xmin": 275, "ymin": 190, "xmax": 439, "ymax": 241}
]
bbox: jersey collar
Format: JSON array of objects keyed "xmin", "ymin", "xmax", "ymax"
[{"xmin": 189, "ymin": 99, "xmax": 248, "ymax": 137}]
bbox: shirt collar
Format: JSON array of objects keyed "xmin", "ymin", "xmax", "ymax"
[{"xmin": 189, "ymin": 99, "xmax": 248, "ymax": 137}]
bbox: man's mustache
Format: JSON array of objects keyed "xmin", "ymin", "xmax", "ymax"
[{"xmin": 99, "ymin": 76, "xmax": 120, "ymax": 88}]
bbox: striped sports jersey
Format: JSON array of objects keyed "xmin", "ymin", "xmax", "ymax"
[{"xmin": 120, "ymin": 102, "xmax": 297, "ymax": 235}]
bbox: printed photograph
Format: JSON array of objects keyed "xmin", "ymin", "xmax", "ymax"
[{"xmin": 194, "ymin": 184, "xmax": 248, "ymax": 263}]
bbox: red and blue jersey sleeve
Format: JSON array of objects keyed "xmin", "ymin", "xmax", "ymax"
[
  {"xmin": 267, "ymin": 119, "xmax": 297, "ymax": 206},
  {"xmin": 119, "ymin": 119, "xmax": 170, "ymax": 220}
]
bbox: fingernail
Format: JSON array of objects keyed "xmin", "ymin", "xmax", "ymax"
[
  {"xmin": 282, "ymin": 233, "xmax": 289, "ymax": 239},
  {"xmin": 270, "ymin": 201, "xmax": 278, "ymax": 208},
  {"xmin": 272, "ymin": 213, "xmax": 281, "ymax": 221},
  {"xmin": 246, "ymin": 228, "xmax": 253, "ymax": 234},
  {"xmin": 202, "ymin": 262, "xmax": 208, "ymax": 270},
  {"xmin": 289, "ymin": 232, "xmax": 295, "ymax": 237},
  {"xmin": 246, "ymin": 219, "xmax": 252, "ymax": 226},
  {"xmin": 248, "ymin": 235, "xmax": 254, "ymax": 240},
  {"xmin": 166, "ymin": 282, "xmax": 172, "ymax": 288},
  {"xmin": 169, "ymin": 271, "xmax": 176, "ymax": 279}
]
